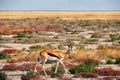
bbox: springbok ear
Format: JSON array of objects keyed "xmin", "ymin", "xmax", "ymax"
[{"xmin": 68, "ymin": 44, "xmax": 73, "ymax": 48}]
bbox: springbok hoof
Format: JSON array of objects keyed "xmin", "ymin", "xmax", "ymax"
[{"xmin": 34, "ymin": 70, "xmax": 37, "ymax": 73}]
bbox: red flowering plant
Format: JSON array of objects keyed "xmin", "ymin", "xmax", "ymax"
[{"xmin": 0, "ymin": 49, "xmax": 19, "ymax": 54}]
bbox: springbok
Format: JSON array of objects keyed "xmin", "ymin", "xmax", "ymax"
[{"xmin": 34, "ymin": 44, "xmax": 76, "ymax": 76}]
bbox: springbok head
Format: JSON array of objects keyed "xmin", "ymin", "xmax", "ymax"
[{"xmin": 68, "ymin": 44, "xmax": 76, "ymax": 54}]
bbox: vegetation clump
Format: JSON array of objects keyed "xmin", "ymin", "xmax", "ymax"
[
  {"xmin": 69, "ymin": 59, "xmax": 98, "ymax": 74},
  {"xmin": 51, "ymin": 66, "xmax": 65, "ymax": 74},
  {"xmin": 29, "ymin": 45, "xmax": 44, "ymax": 51},
  {"xmin": 17, "ymin": 32, "xmax": 26, "ymax": 38},
  {"xmin": 91, "ymin": 34, "xmax": 101, "ymax": 38},
  {"xmin": 85, "ymin": 59, "xmax": 99, "ymax": 66},
  {"xmin": 69, "ymin": 64, "xmax": 95, "ymax": 74},
  {"xmin": 115, "ymin": 57, "xmax": 120, "ymax": 64},
  {"xmin": 106, "ymin": 59, "xmax": 114, "ymax": 64},
  {"xmin": 96, "ymin": 68, "xmax": 120, "ymax": 76},
  {"xmin": 0, "ymin": 53, "xmax": 10, "ymax": 59},
  {"xmin": 0, "ymin": 71, "xmax": 7, "ymax": 80},
  {"xmin": 21, "ymin": 70, "xmax": 44, "ymax": 80},
  {"xmin": 0, "ymin": 49, "xmax": 18, "ymax": 54},
  {"xmin": 73, "ymin": 72, "xmax": 98, "ymax": 78},
  {"xmin": 110, "ymin": 34, "xmax": 120, "ymax": 41}
]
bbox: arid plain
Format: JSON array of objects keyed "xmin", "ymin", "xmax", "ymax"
[
  {"xmin": 0, "ymin": 12, "xmax": 120, "ymax": 20},
  {"xmin": 0, "ymin": 11, "xmax": 120, "ymax": 80}
]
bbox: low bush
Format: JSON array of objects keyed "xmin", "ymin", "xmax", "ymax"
[
  {"xmin": 0, "ymin": 36, "xmax": 3, "ymax": 41},
  {"xmin": 84, "ymin": 39, "xmax": 98, "ymax": 44},
  {"xmin": 26, "ymin": 70, "xmax": 36, "ymax": 75},
  {"xmin": 0, "ymin": 49, "xmax": 18, "ymax": 54},
  {"xmin": 0, "ymin": 53, "xmax": 10, "ymax": 59},
  {"xmin": 69, "ymin": 64, "xmax": 95, "ymax": 74},
  {"xmin": 85, "ymin": 59, "xmax": 99, "ymax": 66},
  {"xmin": 0, "ymin": 37, "xmax": 11, "ymax": 42},
  {"xmin": 29, "ymin": 45, "xmax": 44, "ymax": 51},
  {"xmin": 21, "ymin": 70, "xmax": 45, "ymax": 80},
  {"xmin": 73, "ymin": 72, "xmax": 98, "ymax": 78},
  {"xmin": 19, "ymin": 63, "xmax": 37, "ymax": 71},
  {"xmin": 96, "ymin": 68, "xmax": 120, "ymax": 76},
  {"xmin": 115, "ymin": 57, "xmax": 120, "ymax": 64},
  {"xmin": 0, "ymin": 71, "xmax": 7, "ymax": 80},
  {"xmin": 17, "ymin": 32, "xmax": 26, "ymax": 38},
  {"xmin": 106, "ymin": 59, "xmax": 114, "ymax": 64},
  {"xmin": 110, "ymin": 34, "xmax": 120, "ymax": 41},
  {"xmin": 2, "ymin": 63, "xmax": 18, "ymax": 71},
  {"xmin": 1, "ymin": 63, "xmax": 42, "ymax": 72},
  {"xmin": 91, "ymin": 33, "xmax": 101, "ymax": 38},
  {"xmin": 51, "ymin": 66, "xmax": 65, "ymax": 74}
]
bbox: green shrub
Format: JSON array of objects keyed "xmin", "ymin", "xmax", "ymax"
[
  {"xmin": 27, "ymin": 70, "xmax": 36, "ymax": 75},
  {"xmin": 21, "ymin": 70, "xmax": 37, "ymax": 80},
  {"xmin": 29, "ymin": 45, "xmax": 43, "ymax": 51},
  {"xmin": 116, "ymin": 21, "xmax": 120, "ymax": 24},
  {"xmin": 17, "ymin": 32, "xmax": 26, "ymax": 38},
  {"xmin": 71, "ymin": 31, "xmax": 79, "ymax": 34},
  {"xmin": 110, "ymin": 34, "xmax": 120, "ymax": 41},
  {"xmin": 0, "ymin": 71, "xmax": 7, "ymax": 80},
  {"xmin": 106, "ymin": 59, "xmax": 114, "ymax": 64},
  {"xmin": 0, "ymin": 37, "xmax": 10, "ymax": 42},
  {"xmin": 85, "ymin": 59, "xmax": 98, "ymax": 66},
  {"xmin": 91, "ymin": 34, "xmax": 100, "ymax": 38},
  {"xmin": 115, "ymin": 57, "xmax": 120, "ymax": 64},
  {"xmin": 0, "ymin": 36, "xmax": 3, "ymax": 41},
  {"xmin": 51, "ymin": 66, "xmax": 65, "ymax": 74},
  {"xmin": 69, "ymin": 64, "xmax": 95, "ymax": 74},
  {"xmin": 84, "ymin": 39, "xmax": 98, "ymax": 44},
  {"xmin": 0, "ymin": 53, "xmax": 10, "ymax": 59}
]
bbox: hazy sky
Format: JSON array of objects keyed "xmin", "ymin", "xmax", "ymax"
[{"xmin": 0, "ymin": 0, "xmax": 120, "ymax": 11}]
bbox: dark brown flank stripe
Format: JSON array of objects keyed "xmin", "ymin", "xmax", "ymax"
[{"xmin": 47, "ymin": 52, "xmax": 60, "ymax": 59}]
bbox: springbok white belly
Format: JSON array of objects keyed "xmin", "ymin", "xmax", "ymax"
[{"xmin": 47, "ymin": 55, "xmax": 58, "ymax": 60}]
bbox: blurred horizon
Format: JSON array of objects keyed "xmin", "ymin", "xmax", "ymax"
[{"xmin": 0, "ymin": 10, "xmax": 120, "ymax": 12}]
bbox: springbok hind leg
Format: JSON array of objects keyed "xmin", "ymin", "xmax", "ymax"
[
  {"xmin": 34, "ymin": 59, "xmax": 42, "ymax": 72},
  {"xmin": 42, "ymin": 65, "xmax": 47, "ymax": 76},
  {"xmin": 42, "ymin": 59, "xmax": 48, "ymax": 76}
]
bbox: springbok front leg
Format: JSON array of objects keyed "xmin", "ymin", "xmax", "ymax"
[
  {"xmin": 55, "ymin": 61, "xmax": 60, "ymax": 73},
  {"xmin": 59, "ymin": 60, "xmax": 67, "ymax": 74}
]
